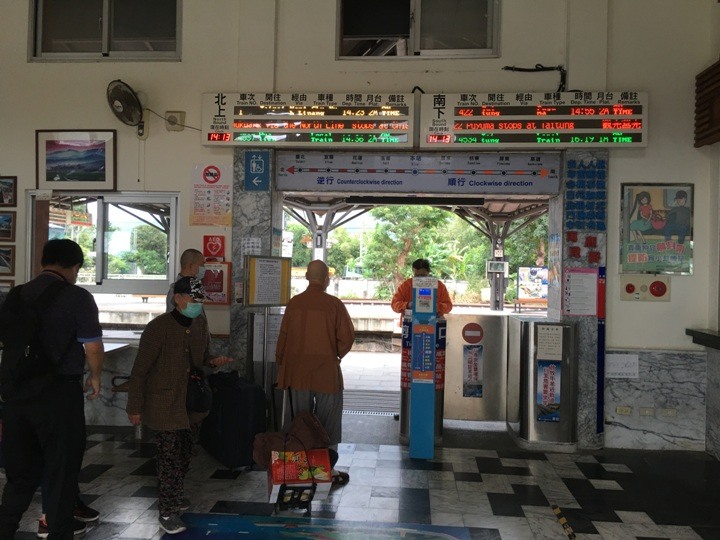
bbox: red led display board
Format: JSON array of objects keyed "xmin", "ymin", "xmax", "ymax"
[
  {"xmin": 202, "ymin": 92, "xmax": 413, "ymax": 148},
  {"xmin": 419, "ymin": 92, "xmax": 647, "ymax": 149}
]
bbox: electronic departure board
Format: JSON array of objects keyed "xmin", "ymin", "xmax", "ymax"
[
  {"xmin": 201, "ymin": 92, "xmax": 414, "ymax": 148},
  {"xmin": 419, "ymin": 91, "xmax": 647, "ymax": 149}
]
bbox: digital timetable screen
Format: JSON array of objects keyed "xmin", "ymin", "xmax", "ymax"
[
  {"xmin": 419, "ymin": 92, "xmax": 647, "ymax": 149},
  {"xmin": 202, "ymin": 92, "xmax": 414, "ymax": 148}
]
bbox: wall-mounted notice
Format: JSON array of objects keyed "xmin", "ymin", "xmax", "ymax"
[
  {"xmin": 563, "ymin": 267, "xmax": 598, "ymax": 316},
  {"xmin": 419, "ymin": 91, "xmax": 647, "ymax": 149},
  {"xmin": 190, "ymin": 164, "xmax": 232, "ymax": 226},
  {"xmin": 244, "ymin": 256, "xmax": 292, "ymax": 306},
  {"xmin": 536, "ymin": 324, "xmax": 563, "ymax": 361},
  {"xmin": 202, "ymin": 92, "xmax": 413, "ymax": 148}
]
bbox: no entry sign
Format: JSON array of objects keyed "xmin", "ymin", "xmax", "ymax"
[{"xmin": 462, "ymin": 322, "xmax": 484, "ymax": 344}]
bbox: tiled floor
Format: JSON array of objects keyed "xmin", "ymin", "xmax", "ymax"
[{"xmin": 3, "ymin": 353, "xmax": 720, "ymax": 539}]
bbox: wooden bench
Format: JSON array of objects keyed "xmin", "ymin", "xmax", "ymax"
[{"xmin": 514, "ymin": 297, "xmax": 548, "ymax": 312}]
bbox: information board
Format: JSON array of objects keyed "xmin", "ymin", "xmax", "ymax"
[
  {"xmin": 419, "ymin": 91, "xmax": 647, "ymax": 149},
  {"xmin": 244, "ymin": 256, "xmax": 292, "ymax": 306},
  {"xmin": 202, "ymin": 92, "xmax": 413, "ymax": 148},
  {"xmin": 276, "ymin": 151, "xmax": 561, "ymax": 194}
]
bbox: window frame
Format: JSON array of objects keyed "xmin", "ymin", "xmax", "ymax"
[
  {"xmin": 337, "ymin": 0, "xmax": 500, "ymax": 60},
  {"xmin": 26, "ymin": 191, "xmax": 179, "ymax": 295},
  {"xmin": 29, "ymin": 0, "xmax": 182, "ymax": 62}
]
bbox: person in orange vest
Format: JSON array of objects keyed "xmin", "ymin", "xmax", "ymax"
[{"xmin": 391, "ymin": 259, "xmax": 453, "ymax": 317}]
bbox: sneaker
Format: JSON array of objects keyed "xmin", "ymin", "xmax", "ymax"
[
  {"xmin": 37, "ymin": 518, "xmax": 87, "ymax": 538},
  {"xmin": 73, "ymin": 501, "xmax": 100, "ymax": 522},
  {"xmin": 159, "ymin": 514, "xmax": 187, "ymax": 535},
  {"xmin": 179, "ymin": 498, "xmax": 191, "ymax": 511}
]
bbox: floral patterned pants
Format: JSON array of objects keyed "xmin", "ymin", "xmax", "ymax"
[{"xmin": 154, "ymin": 425, "xmax": 198, "ymax": 516}]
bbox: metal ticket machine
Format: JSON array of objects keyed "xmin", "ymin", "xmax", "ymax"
[{"xmin": 409, "ymin": 276, "xmax": 438, "ymax": 459}]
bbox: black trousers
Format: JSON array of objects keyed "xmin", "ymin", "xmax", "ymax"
[{"xmin": 0, "ymin": 379, "xmax": 86, "ymax": 540}]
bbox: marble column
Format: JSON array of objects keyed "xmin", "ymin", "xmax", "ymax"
[
  {"xmin": 550, "ymin": 150, "xmax": 608, "ymax": 450},
  {"xmin": 230, "ymin": 149, "xmax": 284, "ymax": 378}
]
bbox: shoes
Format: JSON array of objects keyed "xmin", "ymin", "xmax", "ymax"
[
  {"xmin": 159, "ymin": 514, "xmax": 187, "ymax": 535},
  {"xmin": 331, "ymin": 470, "xmax": 350, "ymax": 486},
  {"xmin": 73, "ymin": 501, "xmax": 100, "ymax": 522},
  {"xmin": 179, "ymin": 497, "xmax": 191, "ymax": 511},
  {"xmin": 37, "ymin": 518, "xmax": 87, "ymax": 538}
]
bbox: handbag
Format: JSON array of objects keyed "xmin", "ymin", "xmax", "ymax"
[{"xmin": 186, "ymin": 360, "xmax": 212, "ymax": 413}]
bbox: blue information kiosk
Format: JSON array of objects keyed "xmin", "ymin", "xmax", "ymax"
[{"xmin": 409, "ymin": 276, "xmax": 438, "ymax": 459}]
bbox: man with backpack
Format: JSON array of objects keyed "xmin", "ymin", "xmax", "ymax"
[{"xmin": 0, "ymin": 239, "xmax": 104, "ymax": 539}]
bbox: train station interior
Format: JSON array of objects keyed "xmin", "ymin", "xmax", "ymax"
[{"xmin": 3, "ymin": 1, "xmax": 720, "ymax": 538}]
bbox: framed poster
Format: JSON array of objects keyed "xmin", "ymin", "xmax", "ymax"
[
  {"xmin": 36, "ymin": 130, "xmax": 117, "ymax": 191},
  {"xmin": 620, "ymin": 183, "xmax": 693, "ymax": 274},
  {"xmin": 0, "ymin": 279, "xmax": 14, "ymax": 293},
  {"xmin": 201, "ymin": 261, "xmax": 231, "ymax": 305},
  {"xmin": 0, "ymin": 211, "xmax": 16, "ymax": 242},
  {"xmin": 0, "ymin": 246, "xmax": 15, "ymax": 275},
  {"xmin": 0, "ymin": 176, "xmax": 17, "ymax": 207},
  {"xmin": 244, "ymin": 256, "xmax": 292, "ymax": 306}
]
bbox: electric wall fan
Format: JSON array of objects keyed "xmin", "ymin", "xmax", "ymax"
[{"xmin": 107, "ymin": 79, "xmax": 145, "ymax": 136}]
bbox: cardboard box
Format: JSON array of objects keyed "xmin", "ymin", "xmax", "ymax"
[{"xmin": 267, "ymin": 448, "xmax": 332, "ymax": 503}]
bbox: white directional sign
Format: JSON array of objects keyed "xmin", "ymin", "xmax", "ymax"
[{"xmin": 276, "ymin": 152, "xmax": 561, "ymax": 194}]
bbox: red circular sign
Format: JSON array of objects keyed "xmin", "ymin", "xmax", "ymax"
[
  {"xmin": 202, "ymin": 165, "xmax": 221, "ymax": 184},
  {"xmin": 462, "ymin": 322, "xmax": 484, "ymax": 344}
]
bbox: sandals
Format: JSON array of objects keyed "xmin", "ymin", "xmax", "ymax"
[{"xmin": 332, "ymin": 471, "xmax": 350, "ymax": 486}]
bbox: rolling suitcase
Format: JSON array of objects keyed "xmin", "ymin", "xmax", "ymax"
[{"xmin": 200, "ymin": 370, "xmax": 267, "ymax": 469}]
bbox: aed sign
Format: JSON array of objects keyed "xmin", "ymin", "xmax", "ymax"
[{"xmin": 203, "ymin": 235, "xmax": 225, "ymax": 260}]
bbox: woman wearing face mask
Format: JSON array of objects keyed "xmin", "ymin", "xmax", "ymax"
[{"xmin": 127, "ymin": 276, "xmax": 232, "ymax": 535}]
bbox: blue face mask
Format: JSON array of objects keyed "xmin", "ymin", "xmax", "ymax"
[{"xmin": 181, "ymin": 301, "xmax": 203, "ymax": 319}]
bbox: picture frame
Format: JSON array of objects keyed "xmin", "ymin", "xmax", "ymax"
[
  {"xmin": 0, "ymin": 176, "xmax": 18, "ymax": 207},
  {"xmin": 0, "ymin": 279, "xmax": 14, "ymax": 293},
  {"xmin": 36, "ymin": 130, "xmax": 117, "ymax": 191},
  {"xmin": 0, "ymin": 246, "xmax": 15, "ymax": 275},
  {"xmin": 620, "ymin": 183, "xmax": 693, "ymax": 274},
  {"xmin": 0, "ymin": 211, "xmax": 16, "ymax": 242},
  {"xmin": 201, "ymin": 261, "xmax": 232, "ymax": 305}
]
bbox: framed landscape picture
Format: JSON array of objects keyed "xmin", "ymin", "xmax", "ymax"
[
  {"xmin": 0, "ymin": 176, "xmax": 17, "ymax": 207},
  {"xmin": 0, "ymin": 211, "xmax": 16, "ymax": 242},
  {"xmin": 0, "ymin": 246, "xmax": 15, "ymax": 275},
  {"xmin": 36, "ymin": 130, "xmax": 116, "ymax": 191}
]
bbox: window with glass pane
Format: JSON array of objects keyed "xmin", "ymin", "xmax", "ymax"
[
  {"xmin": 338, "ymin": 0, "xmax": 498, "ymax": 58},
  {"xmin": 33, "ymin": 0, "xmax": 179, "ymax": 60},
  {"xmin": 418, "ymin": 0, "xmax": 494, "ymax": 52},
  {"xmin": 43, "ymin": 194, "xmax": 176, "ymax": 294},
  {"xmin": 39, "ymin": 0, "xmax": 103, "ymax": 54},
  {"xmin": 110, "ymin": 0, "xmax": 177, "ymax": 52}
]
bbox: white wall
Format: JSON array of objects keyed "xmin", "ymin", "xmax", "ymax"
[{"xmin": 1, "ymin": 0, "xmax": 718, "ymax": 346}]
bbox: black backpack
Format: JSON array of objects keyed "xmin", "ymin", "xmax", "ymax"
[{"xmin": 0, "ymin": 280, "xmax": 70, "ymax": 402}]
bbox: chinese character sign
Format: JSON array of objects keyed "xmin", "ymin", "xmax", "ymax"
[
  {"xmin": 620, "ymin": 184, "xmax": 693, "ymax": 274},
  {"xmin": 536, "ymin": 360, "xmax": 561, "ymax": 422}
]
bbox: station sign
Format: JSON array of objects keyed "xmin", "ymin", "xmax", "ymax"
[
  {"xmin": 276, "ymin": 151, "xmax": 561, "ymax": 194},
  {"xmin": 202, "ymin": 92, "xmax": 414, "ymax": 148},
  {"xmin": 419, "ymin": 91, "xmax": 647, "ymax": 149}
]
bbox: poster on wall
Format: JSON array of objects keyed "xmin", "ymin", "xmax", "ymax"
[
  {"xmin": 536, "ymin": 360, "xmax": 561, "ymax": 422},
  {"xmin": 462, "ymin": 345, "xmax": 484, "ymax": 397},
  {"xmin": 620, "ymin": 183, "xmax": 693, "ymax": 274},
  {"xmin": 517, "ymin": 267, "xmax": 548, "ymax": 299},
  {"xmin": 190, "ymin": 164, "xmax": 232, "ymax": 226}
]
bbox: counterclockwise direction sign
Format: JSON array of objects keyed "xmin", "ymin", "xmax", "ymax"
[
  {"xmin": 462, "ymin": 322, "xmax": 484, "ymax": 344},
  {"xmin": 202, "ymin": 165, "xmax": 221, "ymax": 184},
  {"xmin": 283, "ymin": 165, "xmax": 551, "ymax": 177}
]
